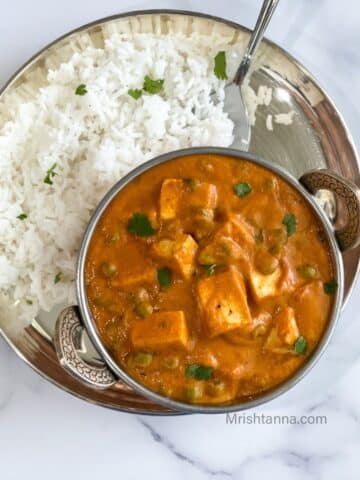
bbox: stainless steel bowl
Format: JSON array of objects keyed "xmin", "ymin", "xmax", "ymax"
[{"xmin": 54, "ymin": 147, "xmax": 360, "ymax": 413}]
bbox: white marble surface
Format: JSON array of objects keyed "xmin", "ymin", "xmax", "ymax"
[{"xmin": 1, "ymin": 0, "xmax": 360, "ymax": 478}]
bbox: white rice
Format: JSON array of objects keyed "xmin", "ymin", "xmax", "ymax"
[
  {"xmin": 274, "ymin": 111, "xmax": 295, "ymax": 126},
  {"xmin": 257, "ymin": 85, "xmax": 273, "ymax": 107},
  {"xmin": 266, "ymin": 114, "xmax": 274, "ymax": 131},
  {"xmin": 0, "ymin": 32, "xmax": 292, "ymax": 331}
]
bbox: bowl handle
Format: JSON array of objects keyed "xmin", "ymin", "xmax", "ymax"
[
  {"xmin": 54, "ymin": 306, "xmax": 116, "ymax": 389},
  {"xmin": 300, "ymin": 169, "xmax": 360, "ymax": 251}
]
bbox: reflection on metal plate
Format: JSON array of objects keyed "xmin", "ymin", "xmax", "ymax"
[
  {"xmin": 315, "ymin": 189, "xmax": 337, "ymax": 222},
  {"xmin": 250, "ymin": 68, "xmax": 327, "ymax": 177}
]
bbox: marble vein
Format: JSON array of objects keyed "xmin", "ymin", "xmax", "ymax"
[{"xmin": 138, "ymin": 417, "xmax": 232, "ymax": 478}]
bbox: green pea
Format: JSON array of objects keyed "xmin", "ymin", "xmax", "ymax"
[
  {"xmin": 134, "ymin": 302, "xmax": 153, "ymax": 318},
  {"xmin": 268, "ymin": 227, "xmax": 288, "ymax": 256},
  {"xmin": 264, "ymin": 178, "xmax": 274, "ymax": 189},
  {"xmin": 255, "ymin": 250, "xmax": 279, "ymax": 275},
  {"xmin": 198, "ymin": 251, "xmax": 216, "ymax": 266},
  {"xmin": 109, "ymin": 231, "xmax": 120, "ymax": 244},
  {"xmin": 259, "ymin": 257, "xmax": 279, "ymax": 275},
  {"xmin": 94, "ymin": 295, "xmax": 113, "ymax": 310},
  {"xmin": 101, "ymin": 262, "xmax": 117, "ymax": 278},
  {"xmin": 133, "ymin": 352, "xmax": 153, "ymax": 367},
  {"xmin": 299, "ymin": 264, "xmax": 318, "ymax": 279},
  {"xmin": 185, "ymin": 385, "xmax": 203, "ymax": 402},
  {"xmin": 162, "ymin": 356, "xmax": 180, "ymax": 369}
]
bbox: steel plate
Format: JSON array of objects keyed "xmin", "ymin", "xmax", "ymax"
[{"xmin": 0, "ymin": 10, "xmax": 359, "ymax": 414}]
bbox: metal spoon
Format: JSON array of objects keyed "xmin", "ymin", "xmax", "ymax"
[{"xmin": 222, "ymin": 0, "xmax": 280, "ymax": 151}]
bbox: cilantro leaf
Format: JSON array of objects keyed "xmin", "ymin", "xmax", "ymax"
[
  {"xmin": 324, "ymin": 280, "xmax": 337, "ymax": 295},
  {"xmin": 143, "ymin": 75, "xmax": 164, "ymax": 94},
  {"xmin": 157, "ymin": 267, "xmax": 172, "ymax": 288},
  {"xmin": 44, "ymin": 163, "xmax": 58, "ymax": 185},
  {"xmin": 294, "ymin": 336, "xmax": 308, "ymax": 355},
  {"xmin": 205, "ymin": 264, "xmax": 217, "ymax": 277},
  {"xmin": 75, "ymin": 84, "xmax": 87, "ymax": 96},
  {"xmin": 127, "ymin": 213, "xmax": 156, "ymax": 237},
  {"xmin": 54, "ymin": 272, "xmax": 62, "ymax": 284},
  {"xmin": 128, "ymin": 88, "xmax": 143, "ymax": 100},
  {"xmin": 233, "ymin": 182, "xmax": 252, "ymax": 198},
  {"xmin": 186, "ymin": 364, "xmax": 213, "ymax": 381},
  {"xmin": 282, "ymin": 213, "xmax": 297, "ymax": 236},
  {"xmin": 17, "ymin": 213, "xmax": 27, "ymax": 221},
  {"xmin": 214, "ymin": 51, "xmax": 228, "ymax": 80},
  {"xmin": 25, "ymin": 298, "xmax": 33, "ymax": 305}
]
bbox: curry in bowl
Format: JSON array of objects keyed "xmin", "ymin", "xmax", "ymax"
[{"xmin": 85, "ymin": 154, "xmax": 336, "ymax": 405}]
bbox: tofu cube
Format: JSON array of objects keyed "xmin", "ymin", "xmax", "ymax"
[
  {"xmin": 198, "ymin": 236, "xmax": 244, "ymax": 266},
  {"xmin": 275, "ymin": 307, "xmax": 299, "ymax": 345},
  {"xmin": 290, "ymin": 281, "xmax": 331, "ymax": 342},
  {"xmin": 173, "ymin": 234, "xmax": 198, "ymax": 278},
  {"xmin": 264, "ymin": 327, "xmax": 290, "ymax": 354},
  {"xmin": 131, "ymin": 311, "xmax": 188, "ymax": 350},
  {"xmin": 159, "ymin": 179, "xmax": 184, "ymax": 220},
  {"xmin": 151, "ymin": 238, "xmax": 174, "ymax": 259},
  {"xmin": 221, "ymin": 214, "xmax": 255, "ymax": 247},
  {"xmin": 198, "ymin": 215, "xmax": 253, "ymax": 266},
  {"xmin": 188, "ymin": 207, "xmax": 215, "ymax": 241},
  {"xmin": 188, "ymin": 182, "xmax": 218, "ymax": 209},
  {"xmin": 249, "ymin": 266, "xmax": 282, "ymax": 302},
  {"xmin": 197, "ymin": 266, "xmax": 252, "ymax": 337},
  {"xmin": 264, "ymin": 307, "xmax": 300, "ymax": 353},
  {"xmin": 152, "ymin": 234, "xmax": 198, "ymax": 279},
  {"xmin": 111, "ymin": 268, "xmax": 155, "ymax": 289}
]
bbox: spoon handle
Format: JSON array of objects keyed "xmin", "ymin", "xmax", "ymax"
[{"xmin": 234, "ymin": 0, "xmax": 280, "ymax": 85}]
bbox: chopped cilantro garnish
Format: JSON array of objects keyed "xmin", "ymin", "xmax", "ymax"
[
  {"xmin": 128, "ymin": 88, "xmax": 143, "ymax": 100},
  {"xmin": 233, "ymin": 182, "xmax": 252, "ymax": 198},
  {"xmin": 127, "ymin": 213, "xmax": 156, "ymax": 237},
  {"xmin": 17, "ymin": 213, "xmax": 27, "ymax": 221},
  {"xmin": 205, "ymin": 264, "xmax": 217, "ymax": 277},
  {"xmin": 143, "ymin": 75, "xmax": 164, "ymax": 94},
  {"xmin": 324, "ymin": 280, "xmax": 337, "ymax": 295},
  {"xmin": 54, "ymin": 272, "xmax": 62, "ymax": 284},
  {"xmin": 44, "ymin": 163, "xmax": 58, "ymax": 185},
  {"xmin": 294, "ymin": 336, "xmax": 308, "ymax": 355},
  {"xmin": 214, "ymin": 51, "xmax": 228, "ymax": 80},
  {"xmin": 282, "ymin": 213, "xmax": 297, "ymax": 236},
  {"xmin": 157, "ymin": 267, "xmax": 172, "ymax": 288},
  {"xmin": 185, "ymin": 364, "xmax": 213, "ymax": 381},
  {"xmin": 75, "ymin": 84, "xmax": 87, "ymax": 96}
]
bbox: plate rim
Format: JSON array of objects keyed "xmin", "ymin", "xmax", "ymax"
[{"xmin": 0, "ymin": 8, "xmax": 359, "ymax": 414}]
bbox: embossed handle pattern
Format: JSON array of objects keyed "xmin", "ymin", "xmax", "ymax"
[
  {"xmin": 54, "ymin": 306, "xmax": 116, "ymax": 389},
  {"xmin": 300, "ymin": 169, "xmax": 360, "ymax": 251}
]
